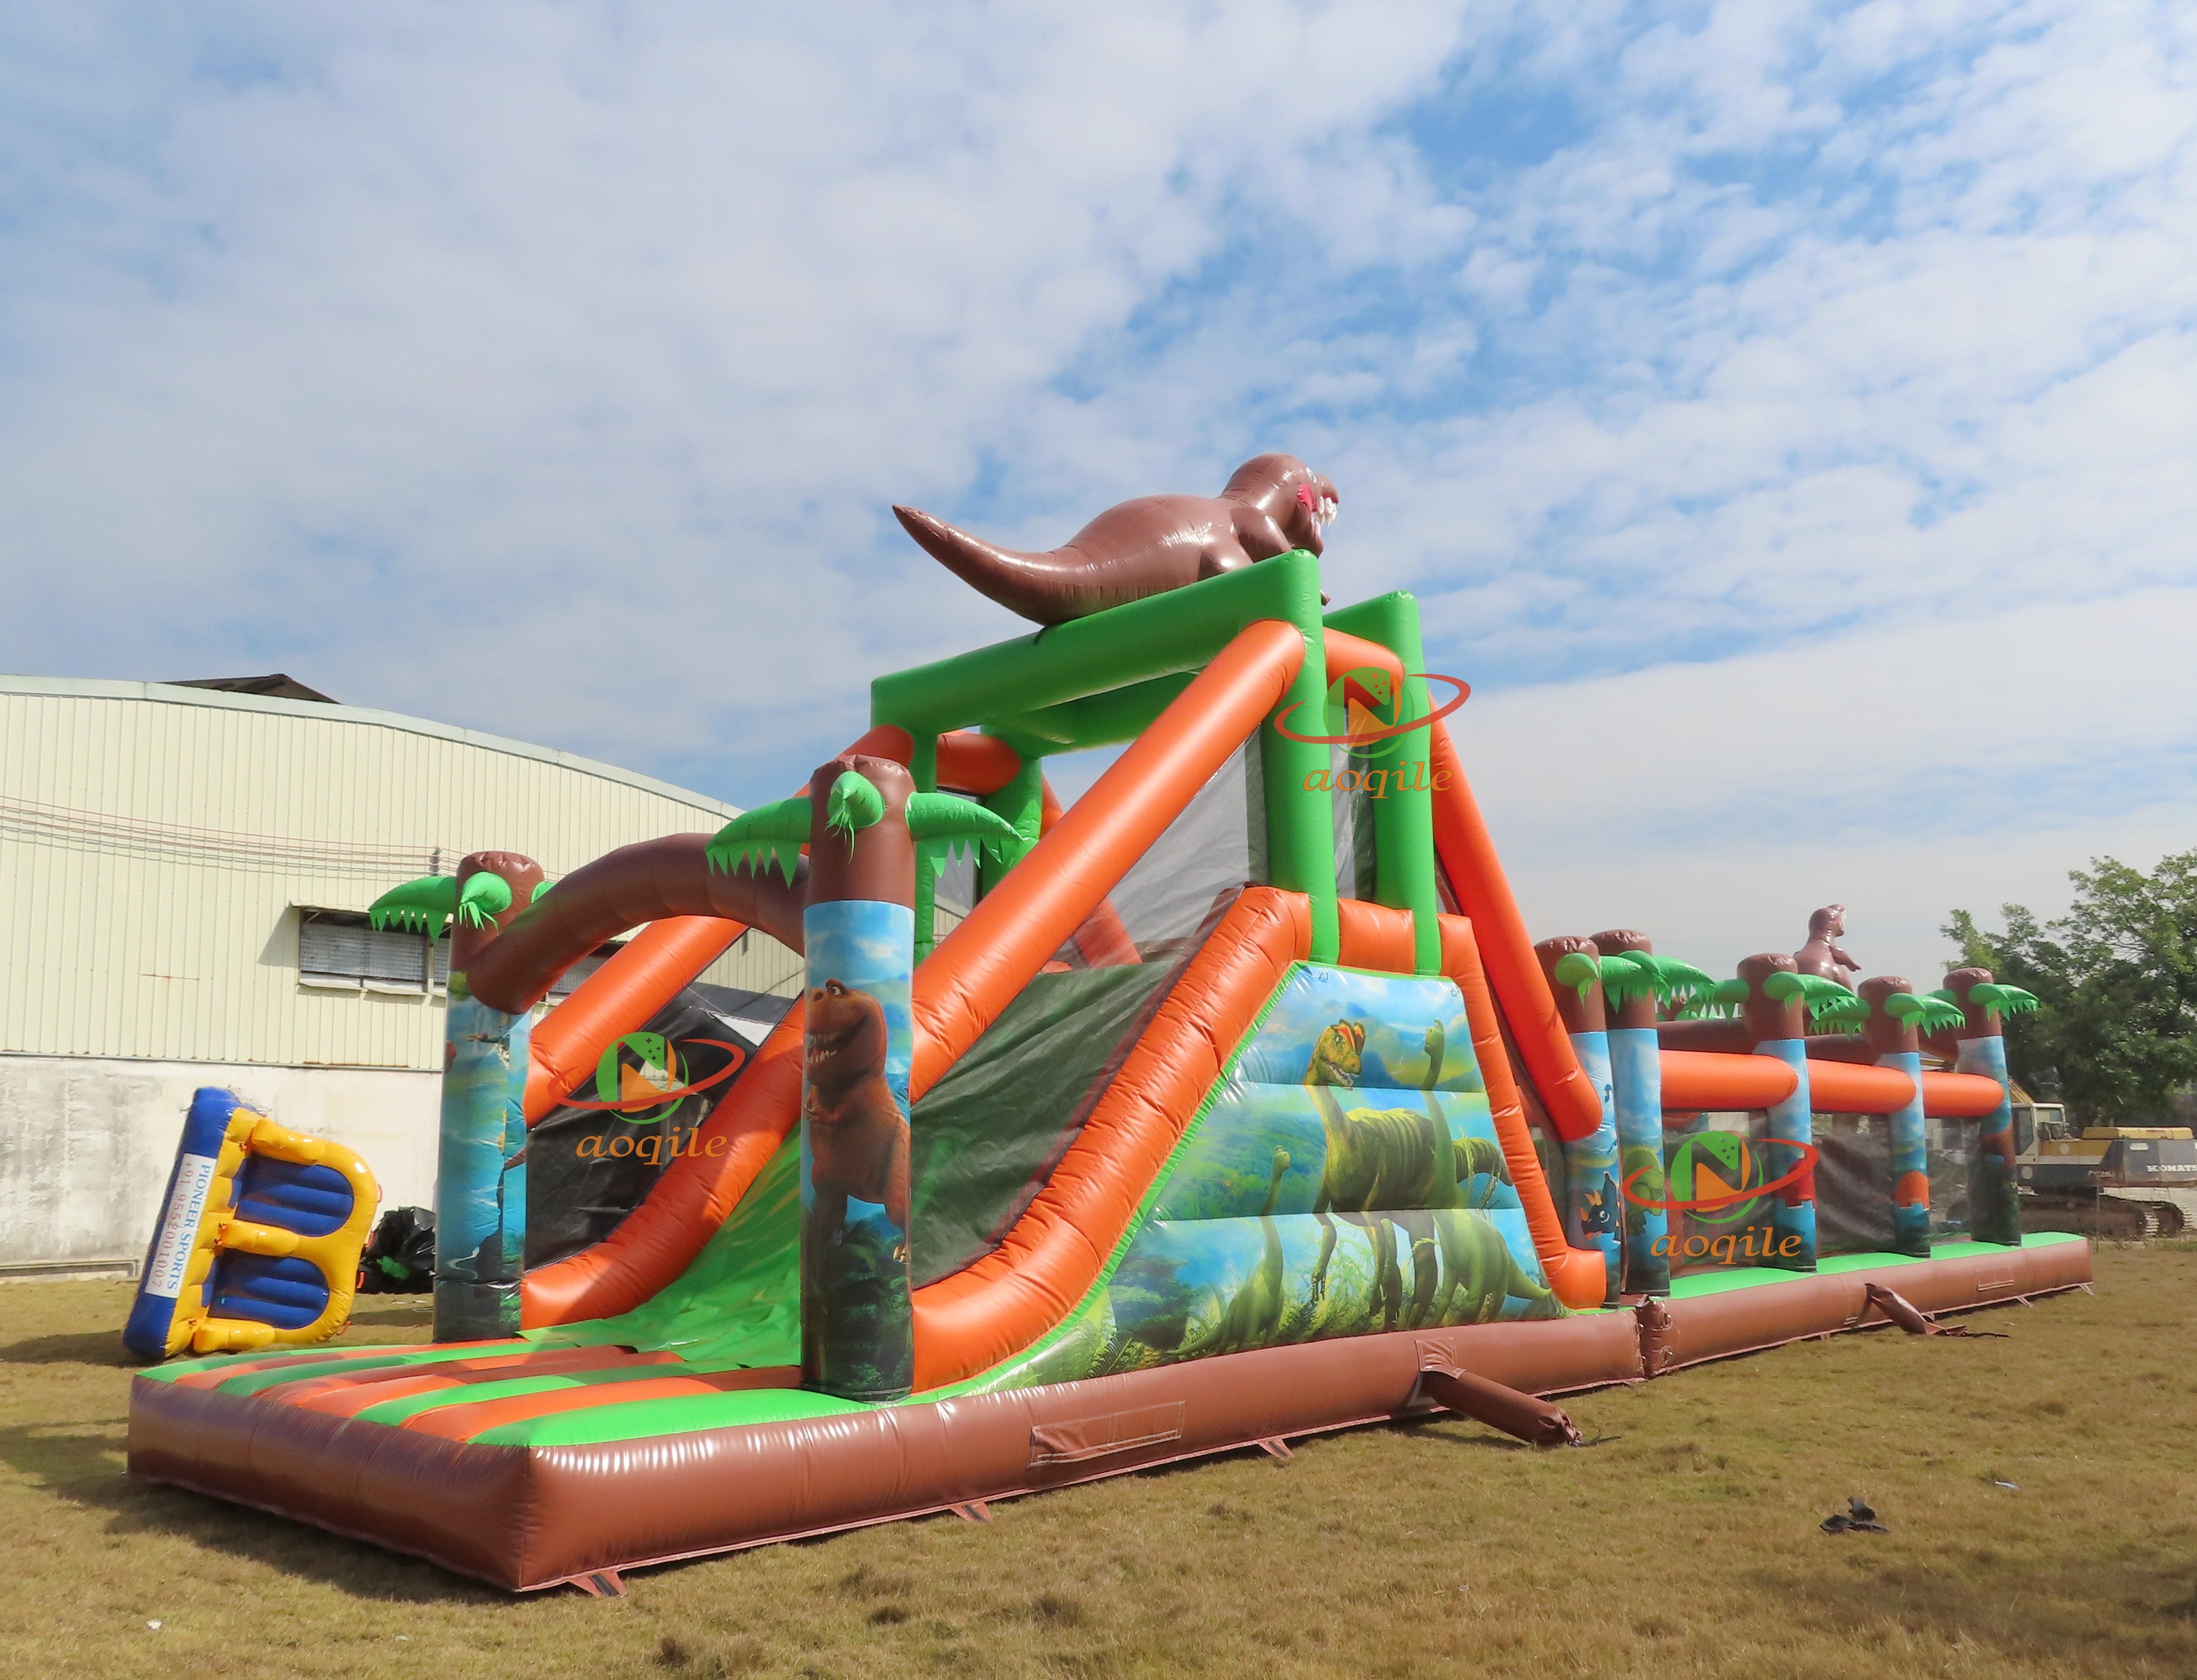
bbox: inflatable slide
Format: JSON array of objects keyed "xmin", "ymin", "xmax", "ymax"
[{"xmin": 129, "ymin": 481, "xmax": 2090, "ymax": 1593}]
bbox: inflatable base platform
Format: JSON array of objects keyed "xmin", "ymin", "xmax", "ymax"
[{"xmin": 129, "ymin": 1233, "xmax": 2088, "ymax": 1593}]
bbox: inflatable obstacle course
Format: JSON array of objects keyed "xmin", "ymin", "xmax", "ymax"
[
  {"xmin": 124, "ymin": 1088, "xmax": 379, "ymax": 1360},
  {"xmin": 127, "ymin": 459, "xmax": 2090, "ymax": 1592}
]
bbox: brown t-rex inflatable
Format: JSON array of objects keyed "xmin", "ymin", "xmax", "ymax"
[
  {"xmin": 893, "ymin": 453, "xmax": 1339, "ymax": 624},
  {"xmin": 801, "ymin": 976, "xmax": 911, "ymax": 1235}
]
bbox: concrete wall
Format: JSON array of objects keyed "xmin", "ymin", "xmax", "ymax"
[{"xmin": 0, "ymin": 1052, "xmax": 439, "ymax": 1274}]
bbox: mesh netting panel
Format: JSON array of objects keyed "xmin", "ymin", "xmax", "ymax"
[
  {"xmin": 1330, "ymin": 746, "xmax": 1376, "ymax": 901},
  {"xmin": 1927, "ymin": 1115, "xmax": 1972, "ymax": 1239},
  {"xmin": 1814, "ymin": 1111, "xmax": 1898, "ymax": 1255},
  {"xmin": 907, "ymin": 957, "xmax": 1184, "ymax": 1288},
  {"xmin": 1053, "ymin": 742, "xmax": 1266, "ymax": 966}
]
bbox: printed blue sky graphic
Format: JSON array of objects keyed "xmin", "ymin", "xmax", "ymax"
[
  {"xmin": 1, "ymin": 4, "xmax": 2191, "ymax": 982},
  {"xmin": 802, "ymin": 900, "xmax": 913, "ymax": 1106}
]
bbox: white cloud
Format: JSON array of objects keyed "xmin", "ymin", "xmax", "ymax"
[
  {"xmin": 1462, "ymin": 585, "xmax": 2197, "ymax": 983},
  {"xmin": 0, "ymin": 0, "xmax": 2189, "ymax": 975}
]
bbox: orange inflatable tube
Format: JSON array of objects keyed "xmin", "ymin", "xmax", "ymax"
[
  {"xmin": 1659, "ymin": 1051, "xmax": 1798, "ymax": 1111},
  {"xmin": 1436, "ymin": 914, "xmax": 1610, "ymax": 1309},
  {"xmin": 1806, "ymin": 1059, "xmax": 1916, "ymax": 1114},
  {"xmin": 1921, "ymin": 1070, "xmax": 2006, "ymax": 1118},
  {"xmin": 1655, "ymin": 1053, "xmax": 2001, "ymax": 1119},
  {"xmin": 521, "ymin": 1006, "xmax": 804, "ymax": 1326},
  {"xmin": 523, "ymin": 915, "xmax": 750, "ymax": 1122},
  {"xmin": 911, "ymin": 888, "xmax": 1310, "ymax": 1386},
  {"xmin": 911, "ymin": 617, "xmax": 1307, "ymax": 1097},
  {"xmin": 1426, "ymin": 720, "xmax": 1604, "ymax": 1143}
]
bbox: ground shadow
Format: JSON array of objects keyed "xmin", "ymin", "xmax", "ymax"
[
  {"xmin": 0, "ymin": 1329, "xmax": 143, "ymax": 1367},
  {"xmin": 0, "ymin": 1419, "xmax": 505, "ymax": 1606},
  {"xmin": 2, "ymin": 1300, "xmax": 429, "ymax": 1369}
]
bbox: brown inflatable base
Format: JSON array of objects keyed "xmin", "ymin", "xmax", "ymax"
[{"xmin": 128, "ymin": 1241, "xmax": 2088, "ymax": 1593}]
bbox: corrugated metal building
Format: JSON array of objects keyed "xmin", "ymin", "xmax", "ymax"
[{"xmin": 0, "ymin": 675, "xmax": 801, "ymax": 1275}]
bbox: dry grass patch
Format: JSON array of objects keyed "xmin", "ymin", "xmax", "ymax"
[{"xmin": 3, "ymin": 1251, "xmax": 2194, "ymax": 1678}]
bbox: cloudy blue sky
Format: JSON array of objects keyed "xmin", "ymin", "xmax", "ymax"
[{"xmin": 3, "ymin": 3, "xmax": 2192, "ymax": 982}]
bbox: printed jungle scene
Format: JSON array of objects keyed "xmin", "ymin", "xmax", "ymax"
[
  {"xmin": 975, "ymin": 966, "xmax": 1564, "ymax": 1394},
  {"xmin": 798, "ymin": 898, "xmax": 916, "ymax": 1401}
]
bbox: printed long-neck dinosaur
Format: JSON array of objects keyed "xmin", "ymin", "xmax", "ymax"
[
  {"xmin": 1178, "ymin": 1149, "xmax": 1293, "ymax": 1359},
  {"xmin": 1303, "ymin": 1020, "xmax": 1543, "ymax": 1331},
  {"xmin": 893, "ymin": 453, "xmax": 1339, "ymax": 625},
  {"xmin": 1402, "ymin": 1026, "xmax": 1552, "ymax": 1326},
  {"xmin": 1303, "ymin": 1021, "xmax": 1407, "ymax": 1330}
]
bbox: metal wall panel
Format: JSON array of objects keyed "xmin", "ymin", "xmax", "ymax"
[{"xmin": 1, "ymin": 680, "xmax": 761, "ymax": 1073}]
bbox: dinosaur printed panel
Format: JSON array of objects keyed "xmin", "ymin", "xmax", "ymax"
[
  {"xmin": 964, "ymin": 963, "xmax": 1560, "ymax": 1395},
  {"xmin": 969, "ymin": 1201, "xmax": 1560, "ymax": 1393},
  {"xmin": 1154, "ymin": 964, "xmax": 1517, "ymax": 1222}
]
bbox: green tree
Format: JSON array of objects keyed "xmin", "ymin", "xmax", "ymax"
[{"xmin": 1945, "ymin": 849, "xmax": 2197, "ymax": 1124}]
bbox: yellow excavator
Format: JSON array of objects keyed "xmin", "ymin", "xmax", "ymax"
[{"xmin": 2012, "ymin": 1099, "xmax": 2197, "ymax": 1238}]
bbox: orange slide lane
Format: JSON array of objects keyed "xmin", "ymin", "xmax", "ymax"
[
  {"xmin": 521, "ymin": 1006, "xmax": 804, "ymax": 1325},
  {"xmin": 525, "ymin": 619, "xmax": 1308, "ymax": 1329},
  {"xmin": 912, "ymin": 887, "xmax": 1310, "ymax": 1387},
  {"xmin": 1436, "ymin": 913, "xmax": 1612, "ymax": 1309},
  {"xmin": 1426, "ymin": 718, "xmax": 1605, "ymax": 1144}
]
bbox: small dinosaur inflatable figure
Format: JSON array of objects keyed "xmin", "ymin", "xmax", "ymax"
[
  {"xmin": 893, "ymin": 453, "xmax": 1339, "ymax": 625},
  {"xmin": 1795, "ymin": 905, "xmax": 1861, "ymax": 985}
]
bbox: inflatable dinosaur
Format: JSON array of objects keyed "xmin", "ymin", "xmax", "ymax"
[
  {"xmin": 1795, "ymin": 905, "xmax": 1861, "ymax": 985},
  {"xmin": 894, "ymin": 454, "xmax": 1339, "ymax": 625}
]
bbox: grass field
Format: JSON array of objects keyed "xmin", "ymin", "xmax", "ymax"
[{"xmin": 3, "ymin": 1246, "xmax": 2194, "ymax": 1680}]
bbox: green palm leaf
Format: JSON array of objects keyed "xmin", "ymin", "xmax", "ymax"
[
  {"xmin": 368, "ymin": 876, "xmax": 458, "ymax": 938},
  {"xmin": 706, "ymin": 797, "xmax": 812, "ymax": 885}
]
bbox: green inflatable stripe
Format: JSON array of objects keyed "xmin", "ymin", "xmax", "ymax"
[
  {"xmin": 205, "ymin": 1343, "xmax": 522, "ymax": 1398},
  {"xmin": 471, "ymin": 1383, "xmax": 867, "ymax": 1447},
  {"xmin": 1669, "ymin": 1233, "xmax": 2078, "ymax": 1297},
  {"xmin": 351, "ymin": 1361, "xmax": 724, "ymax": 1426},
  {"xmin": 140, "ymin": 1346, "xmax": 381, "ymax": 1386}
]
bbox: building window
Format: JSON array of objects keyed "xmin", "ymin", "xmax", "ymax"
[
  {"xmin": 296, "ymin": 908, "xmax": 618, "ymax": 1000},
  {"xmin": 297, "ymin": 909, "xmax": 446, "ymax": 994}
]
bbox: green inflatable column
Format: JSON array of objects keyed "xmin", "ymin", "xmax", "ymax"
[{"xmin": 1323, "ymin": 594, "xmax": 1442, "ymax": 976}]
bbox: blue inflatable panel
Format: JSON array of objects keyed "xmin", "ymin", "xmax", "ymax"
[
  {"xmin": 123, "ymin": 1087, "xmax": 379, "ymax": 1361},
  {"xmin": 125, "ymin": 1090, "xmax": 244, "ymax": 1361}
]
